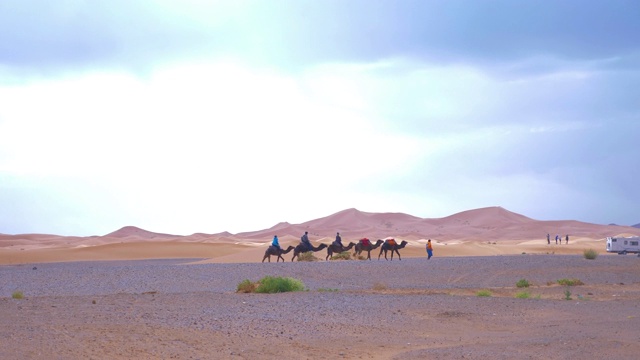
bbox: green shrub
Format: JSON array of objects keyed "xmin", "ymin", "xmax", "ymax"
[
  {"xmin": 557, "ymin": 278, "xmax": 584, "ymax": 286},
  {"xmin": 255, "ymin": 276, "xmax": 305, "ymax": 293},
  {"xmin": 12, "ymin": 291, "xmax": 24, "ymax": 299},
  {"xmin": 237, "ymin": 279, "xmax": 257, "ymax": 293},
  {"xmin": 330, "ymin": 251, "xmax": 352, "ymax": 261},
  {"xmin": 515, "ymin": 291, "xmax": 530, "ymax": 299},
  {"xmin": 583, "ymin": 249, "xmax": 598, "ymax": 260},
  {"xmin": 564, "ymin": 289, "xmax": 572, "ymax": 300},
  {"xmin": 237, "ymin": 277, "xmax": 306, "ymax": 293},
  {"xmin": 516, "ymin": 279, "xmax": 530, "ymax": 288},
  {"xmin": 297, "ymin": 252, "xmax": 319, "ymax": 262},
  {"xmin": 476, "ymin": 289, "xmax": 492, "ymax": 297}
]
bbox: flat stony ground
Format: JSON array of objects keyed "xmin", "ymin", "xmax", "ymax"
[{"xmin": 1, "ymin": 255, "xmax": 640, "ymax": 359}]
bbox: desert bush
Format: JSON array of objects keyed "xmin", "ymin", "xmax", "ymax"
[
  {"xmin": 317, "ymin": 288, "xmax": 338, "ymax": 292},
  {"xmin": 237, "ymin": 276, "xmax": 306, "ymax": 294},
  {"xmin": 12, "ymin": 291, "xmax": 24, "ymax": 299},
  {"xmin": 515, "ymin": 291, "xmax": 530, "ymax": 299},
  {"xmin": 297, "ymin": 252, "xmax": 319, "ymax": 262},
  {"xmin": 330, "ymin": 251, "xmax": 352, "ymax": 261},
  {"xmin": 356, "ymin": 255, "xmax": 367, "ymax": 260},
  {"xmin": 372, "ymin": 282, "xmax": 388, "ymax": 291},
  {"xmin": 476, "ymin": 289, "xmax": 492, "ymax": 297},
  {"xmin": 564, "ymin": 289, "xmax": 572, "ymax": 300},
  {"xmin": 255, "ymin": 276, "xmax": 305, "ymax": 293},
  {"xmin": 516, "ymin": 279, "xmax": 530, "ymax": 288},
  {"xmin": 237, "ymin": 279, "xmax": 257, "ymax": 293},
  {"xmin": 583, "ymin": 249, "xmax": 598, "ymax": 260},
  {"xmin": 557, "ymin": 278, "xmax": 584, "ymax": 286}
]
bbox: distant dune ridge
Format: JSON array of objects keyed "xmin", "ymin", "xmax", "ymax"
[
  {"xmin": 3, "ymin": 206, "xmax": 640, "ymax": 243},
  {"xmin": 234, "ymin": 206, "xmax": 639, "ymax": 241},
  {"xmin": 2, "ymin": 206, "xmax": 640, "ymax": 264}
]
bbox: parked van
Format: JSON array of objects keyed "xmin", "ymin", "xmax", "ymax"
[{"xmin": 606, "ymin": 236, "xmax": 640, "ymax": 255}]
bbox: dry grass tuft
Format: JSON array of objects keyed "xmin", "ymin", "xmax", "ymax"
[
  {"xmin": 372, "ymin": 282, "xmax": 388, "ymax": 291},
  {"xmin": 297, "ymin": 252, "xmax": 319, "ymax": 262},
  {"xmin": 330, "ymin": 252, "xmax": 352, "ymax": 261}
]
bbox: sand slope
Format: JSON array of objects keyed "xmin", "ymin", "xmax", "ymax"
[{"xmin": 2, "ymin": 207, "xmax": 639, "ymax": 264}]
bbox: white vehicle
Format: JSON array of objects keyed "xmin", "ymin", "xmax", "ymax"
[{"xmin": 606, "ymin": 236, "xmax": 640, "ymax": 255}]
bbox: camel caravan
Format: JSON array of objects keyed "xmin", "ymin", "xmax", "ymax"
[{"xmin": 262, "ymin": 232, "xmax": 410, "ymax": 262}]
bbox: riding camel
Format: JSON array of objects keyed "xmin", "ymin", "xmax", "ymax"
[
  {"xmin": 291, "ymin": 243, "xmax": 328, "ymax": 262},
  {"xmin": 378, "ymin": 239, "xmax": 408, "ymax": 261},
  {"xmin": 353, "ymin": 239, "xmax": 384, "ymax": 260},
  {"xmin": 325, "ymin": 242, "xmax": 356, "ymax": 260},
  {"xmin": 262, "ymin": 245, "xmax": 295, "ymax": 263}
]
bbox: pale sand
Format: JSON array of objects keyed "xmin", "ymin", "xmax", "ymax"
[
  {"xmin": 0, "ymin": 237, "xmax": 613, "ymax": 265},
  {"xmin": 2, "ymin": 206, "xmax": 638, "ymax": 265}
]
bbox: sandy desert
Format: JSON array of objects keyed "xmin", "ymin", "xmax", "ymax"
[
  {"xmin": 2, "ymin": 207, "xmax": 640, "ymax": 359},
  {"xmin": 2, "ymin": 207, "xmax": 639, "ymax": 265}
]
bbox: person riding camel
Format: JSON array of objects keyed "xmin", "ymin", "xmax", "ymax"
[
  {"xmin": 300, "ymin": 231, "xmax": 312, "ymax": 251},
  {"xmin": 271, "ymin": 235, "xmax": 280, "ymax": 250},
  {"xmin": 333, "ymin": 232, "xmax": 343, "ymax": 250}
]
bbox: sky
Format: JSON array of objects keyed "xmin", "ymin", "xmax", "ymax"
[{"xmin": 1, "ymin": 0, "xmax": 639, "ymax": 236}]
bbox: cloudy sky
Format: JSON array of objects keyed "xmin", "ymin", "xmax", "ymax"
[{"xmin": 1, "ymin": 0, "xmax": 639, "ymax": 236}]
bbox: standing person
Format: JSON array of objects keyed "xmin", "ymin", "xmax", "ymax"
[
  {"xmin": 333, "ymin": 232, "xmax": 343, "ymax": 249},
  {"xmin": 271, "ymin": 235, "xmax": 280, "ymax": 250},
  {"xmin": 555, "ymin": 235, "xmax": 559, "ymax": 245},
  {"xmin": 547, "ymin": 233, "xmax": 550, "ymax": 245},
  {"xmin": 426, "ymin": 239, "xmax": 433, "ymax": 260},
  {"xmin": 566, "ymin": 234, "xmax": 569, "ymax": 244},
  {"xmin": 301, "ymin": 231, "xmax": 312, "ymax": 251}
]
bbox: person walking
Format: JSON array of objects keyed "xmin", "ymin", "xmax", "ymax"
[
  {"xmin": 565, "ymin": 234, "xmax": 569, "ymax": 244},
  {"xmin": 271, "ymin": 235, "xmax": 280, "ymax": 250},
  {"xmin": 547, "ymin": 233, "xmax": 550, "ymax": 245},
  {"xmin": 555, "ymin": 235, "xmax": 559, "ymax": 245},
  {"xmin": 426, "ymin": 239, "xmax": 433, "ymax": 260}
]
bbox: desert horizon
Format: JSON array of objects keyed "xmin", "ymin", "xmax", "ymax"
[{"xmin": 2, "ymin": 206, "xmax": 639, "ymax": 265}]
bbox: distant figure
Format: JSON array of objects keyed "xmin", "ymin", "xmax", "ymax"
[
  {"xmin": 333, "ymin": 232, "xmax": 343, "ymax": 249},
  {"xmin": 566, "ymin": 234, "xmax": 569, "ymax": 244},
  {"xmin": 555, "ymin": 235, "xmax": 559, "ymax": 245},
  {"xmin": 300, "ymin": 231, "xmax": 312, "ymax": 251},
  {"xmin": 271, "ymin": 235, "xmax": 280, "ymax": 250},
  {"xmin": 426, "ymin": 239, "xmax": 433, "ymax": 260},
  {"xmin": 547, "ymin": 233, "xmax": 550, "ymax": 245}
]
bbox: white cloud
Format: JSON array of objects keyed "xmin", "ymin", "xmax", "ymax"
[
  {"xmin": 1, "ymin": 52, "xmax": 638, "ymax": 235},
  {"xmin": 0, "ymin": 60, "xmax": 422, "ymax": 234}
]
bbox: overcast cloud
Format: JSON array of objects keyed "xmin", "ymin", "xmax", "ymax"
[{"xmin": 1, "ymin": 0, "xmax": 638, "ymax": 236}]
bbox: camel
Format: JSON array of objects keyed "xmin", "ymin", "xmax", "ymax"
[
  {"xmin": 378, "ymin": 240, "xmax": 408, "ymax": 261},
  {"xmin": 262, "ymin": 245, "xmax": 295, "ymax": 263},
  {"xmin": 291, "ymin": 243, "xmax": 328, "ymax": 262},
  {"xmin": 325, "ymin": 242, "xmax": 356, "ymax": 260},
  {"xmin": 353, "ymin": 239, "xmax": 384, "ymax": 260}
]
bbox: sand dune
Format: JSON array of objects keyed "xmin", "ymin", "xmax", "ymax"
[{"xmin": 1, "ymin": 207, "xmax": 639, "ymax": 265}]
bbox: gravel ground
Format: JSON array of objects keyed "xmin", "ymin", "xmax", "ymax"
[{"xmin": 1, "ymin": 255, "xmax": 640, "ymax": 359}]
